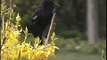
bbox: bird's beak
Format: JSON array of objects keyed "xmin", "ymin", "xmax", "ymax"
[{"xmin": 54, "ymin": 3, "xmax": 60, "ymax": 7}]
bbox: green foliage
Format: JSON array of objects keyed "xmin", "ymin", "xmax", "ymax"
[
  {"xmin": 13, "ymin": 0, "xmax": 106, "ymax": 40},
  {"xmin": 56, "ymin": 37, "xmax": 106, "ymax": 54},
  {"xmin": 34, "ymin": 37, "xmax": 41, "ymax": 45},
  {"xmin": 79, "ymin": 42, "xmax": 98, "ymax": 53},
  {"xmin": 51, "ymin": 32, "xmax": 57, "ymax": 41},
  {"xmin": 101, "ymin": 50, "xmax": 106, "ymax": 60},
  {"xmin": 51, "ymin": 52, "xmax": 101, "ymax": 60},
  {"xmin": 59, "ymin": 30, "xmax": 82, "ymax": 38}
]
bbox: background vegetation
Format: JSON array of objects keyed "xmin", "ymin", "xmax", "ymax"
[
  {"xmin": 16, "ymin": 0, "xmax": 106, "ymax": 59},
  {"xmin": 13, "ymin": 0, "xmax": 106, "ymax": 40},
  {"xmin": 1, "ymin": 0, "xmax": 106, "ymax": 60}
]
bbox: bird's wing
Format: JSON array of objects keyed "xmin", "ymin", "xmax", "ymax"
[
  {"xmin": 32, "ymin": 10, "xmax": 39, "ymax": 24},
  {"xmin": 32, "ymin": 10, "xmax": 39, "ymax": 20},
  {"xmin": 33, "ymin": 15, "xmax": 38, "ymax": 20}
]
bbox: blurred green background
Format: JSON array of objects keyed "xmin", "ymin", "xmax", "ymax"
[
  {"xmin": 1, "ymin": 0, "xmax": 106, "ymax": 60},
  {"xmin": 13, "ymin": 0, "xmax": 106, "ymax": 40}
]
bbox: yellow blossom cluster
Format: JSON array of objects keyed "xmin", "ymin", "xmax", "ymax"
[
  {"xmin": 1, "ymin": 13, "xmax": 58, "ymax": 60},
  {"xmin": 1, "ymin": 42, "xmax": 57, "ymax": 60}
]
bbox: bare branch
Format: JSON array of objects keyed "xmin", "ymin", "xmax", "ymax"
[
  {"xmin": 1, "ymin": 0, "xmax": 6, "ymax": 6},
  {"xmin": 1, "ymin": 15, "xmax": 5, "ymax": 47},
  {"xmin": 10, "ymin": 0, "xmax": 14, "ymax": 12},
  {"xmin": 45, "ymin": 13, "xmax": 56, "ymax": 45}
]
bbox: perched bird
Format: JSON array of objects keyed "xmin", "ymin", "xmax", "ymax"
[{"xmin": 27, "ymin": 0, "xmax": 58, "ymax": 44}]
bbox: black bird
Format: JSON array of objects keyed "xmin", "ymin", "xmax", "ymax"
[{"xmin": 28, "ymin": 0, "xmax": 58, "ymax": 44}]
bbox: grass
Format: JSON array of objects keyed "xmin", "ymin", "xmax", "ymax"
[{"xmin": 49, "ymin": 52, "xmax": 101, "ymax": 60}]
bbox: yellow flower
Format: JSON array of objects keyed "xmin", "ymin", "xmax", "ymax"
[{"xmin": 1, "ymin": 13, "xmax": 58, "ymax": 60}]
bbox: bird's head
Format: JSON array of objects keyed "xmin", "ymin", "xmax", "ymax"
[{"xmin": 42, "ymin": 0, "xmax": 59, "ymax": 10}]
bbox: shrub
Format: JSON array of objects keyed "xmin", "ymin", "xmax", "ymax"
[{"xmin": 1, "ymin": 5, "xmax": 58, "ymax": 60}]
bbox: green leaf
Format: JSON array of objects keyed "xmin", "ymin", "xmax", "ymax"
[
  {"xmin": 34, "ymin": 37, "xmax": 41, "ymax": 44},
  {"xmin": 51, "ymin": 32, "xmax": 58, "ymax": 41},
  {"xmin": 16, "ymin": 13, "xmax": 21, "ymax": 22},
  {"xmin": 24, "ymin": 27, "xmax": 28, "ymax": 35}
]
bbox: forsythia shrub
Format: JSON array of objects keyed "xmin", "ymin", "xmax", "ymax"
[{"xmin": 1, "ymin": 5, "xmax": 59, "ymax": 60}]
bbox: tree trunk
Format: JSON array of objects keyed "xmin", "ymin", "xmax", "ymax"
[{"xmin": 87, "ymin": 0, "xmax": 99, "ymax": 45}]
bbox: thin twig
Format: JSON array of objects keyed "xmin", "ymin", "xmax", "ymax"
[
  {"xmin": 45, "ymin": 13, "xmax": 56, "ymax": 45},
  {"xmin": 1, "ymin": 15, "xmax": 5, "ymax": 47},
  {"xmin": 1, "ymin": 0, "xmax": 6, "ymax": 6},
  {"xmin": 10, "ymin": 0, "xmax": 14, "ymax": 12}
]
